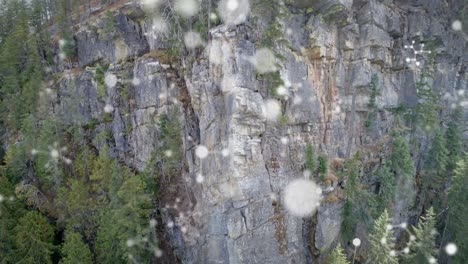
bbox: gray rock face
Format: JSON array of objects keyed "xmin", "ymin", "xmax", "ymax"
[{"xmin": 54, "ymin": 0, "xmax": 467, "ymax": 263}]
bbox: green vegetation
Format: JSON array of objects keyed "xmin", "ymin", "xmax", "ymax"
[
  {"xmin": 60, "ymin": 231, "xmax": 93, "ymax": 264},
  {"xmin": 326, "ymin": 244, "xmax": 350, "ymax": 264},
  {"xmin": 445, "ymin": 155, "xmax": 468, "ymax": 263},
  {"xmin": 404, "ymin": 208, "xmax": 438, "ymax": 264},
  {"xmin": 341, "ymin": 154, "xmax": 375, "ymax": 241},
  {"xmin": 368, "ymin": 210, "xmax": 398, "ymax": 264},
  {"xmin": 94, "ymin": 64, "xmax": 109, "ymax": 99},
  {"xmin": 305, "ymin": 144, "xmax": 316, "ymax": 173}
]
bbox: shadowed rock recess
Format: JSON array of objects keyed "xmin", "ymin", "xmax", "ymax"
[{"xmin": 30, "ymin": 0, "xmax": 467, "ymax": 263}]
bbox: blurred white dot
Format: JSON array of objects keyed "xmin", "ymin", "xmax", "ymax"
[
  {"xmin": 386, "ymin": 224, "xmax": 393, "ymax": 230},
  {"xmin": 221, "ymin": 148, "xmax": 230, "ymax": 157},
  {"xmin": 218, "ymin": 0, "xmax": 250, "ymax": 26},
  {"xmin": 132, "ymin": 77, "xmax": 141, "ymax": 86},
  {"xmin": 452, "ymin": 20, "xmax": 462, "ymax": 31},
  {"xmin": 164, "ymin": 150, "xmax": 173, "ymax": 157},
  {"xmin": 50, "ymin": 149, "xmax": 59, "ymax": 159},
  {"xmin": 181, "ymin": 226, "xmax": 187, "ymax": 233},
  {"xmin": 403, "ymin": 247, "xmax": 410, "ymax": 254},
  {"xmin": 381, "ymin": 237, "xmax": 387, "ymax": 244},
  {"xmin": 445, "ymin": 243, "xmax": 457, "ymax": 256},
  {"xmin": 195, "ymin": 145, "xmax": 209, "ymax": 159},
  {"xmin": 263, "ymin": 99, "xmax": 281, "ymax": 121},
  {"xmin": 250, "ymin": 48, "xmax": 277, "ymax": 74},
  {"xmin": 276, "ymin": 86, "xmax": 288, "ymax": 96},
  {"xmin": 104, "ymin": 104, "xmax": 114, "ymax": 113},
  {"xmin": 227, "ymin": 0, "xmax": 239, "ymax": 10},
  {"xmin": 400, "ymin": 222, "xmax": 407, "ymax": 229},
  {"xmin": 155, "ymin": 248, "xmax": 163, "ymax": 258},
  {"xmin": 280, "ymin": 137, "xmax": 289, "ymax": 145},
  {"xmin": 150, "ymin": 218, "xmax": 157, "ymax": 227},
  {"xmin": 428, "ymin": 257, "xmax": 437, "ymax": 263},
  {"xmin": 390, "ymin": 250, "xmax": 396, "ymax": 256},
  {"xmin": 0, "ymin": 195, "xmax": 4, "ymax": 202},
  {"xmin": 406, "ymin": 58, "xmax": 411, "ymax": 63},
  {"xmin": 196, "ymin": 173, "xmax": 204, "ymax": 183},
  {"xmin": 126, "ymin": 239, "xmax": 135, "ymax": 247},
  {"xmin": 105, "ymin": 74, "xmax": 118, "ymax": 88},
  {"xmin": 184, "ymin": 31, "xmax": 204, "ymax": 49},
  {"xmin": 293, "ymin": 96, "xmax": 302, "ymax": 105},
  {"xmin": 31, "ymin": 149, "xmax": 39, "ymax": 155},
  {"xmin": 174, "ymin": 0, "xmax": 199, "ymax": 17},
  {"xmin": 353, "ymin": 238, "xmax": 361, "ymax": 247},
  {"xmin": 283, "ymin": 178, "xmax": 321, "ymax": 217},
  {"xmin": 167, "ymin": 221, "xmax": 174, "ymax": 228},
  {"xmin": 416, "ymin": 61, "xmax": 421, "ymax": 66},
  {"xmin": 210, "ymin": 12, "xmax": 218, "ymax": 21}
]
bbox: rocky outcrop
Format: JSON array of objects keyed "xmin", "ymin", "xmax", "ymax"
[{"xmin": 51, "ymin": 0, "xmax": 467, "ymax": 263}]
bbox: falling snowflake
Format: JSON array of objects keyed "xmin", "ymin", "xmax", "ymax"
[
  {"xmin": 105, "ymin": 73, "xmax": 118, "ymax": 88},
  {"xmin": 104, "ymin": 104, "xmax": 114, "ymax": 113},
  {"xmin": 174, "ymin": 0, "xmax": 199, "ymax": 17},
  {"xmin": 403, "ymin": 40, "xmax": 431, "ymax": 67},
  {"xmin": 263, "ymin": 99, "xmax": 281, "ymax": 121},
  {"xmin": 452, "ymin": 20, "xmax": 462, "ymax": 31},
  {"xmin": 195, "ymin": 145, "xmax": 209, "ymax": 159},
  {"xmin": 283, "ymin": 178, "xmax": 321, "ymax": 217},
  {"xmin": 196, "ymin": 173, "xmax": 204, "ymax": 183},
  {"xmin": 126, "ymin": 218, "xmax": 163, "ymax": 263},
  {"xmin": 445, "ymin": 243, "xmax": 457, "ymax": 256},
  {"xmin": 217, "ymin": 0, "xmax": 250, "ymax": 26},
  {"xmin": 184, "ymin": 31, "xmax": 204, "ymax": 49},
  {"xmin": 249, "ymin": 48, "xmax": 277, "ymax": 74},
  {"xmin": 352, "ymin": 238, "xmax": 361, "ymax": 247},
  {"xmin": 32, "ymin": 142, "xmax": 72, "ymax": 167}
]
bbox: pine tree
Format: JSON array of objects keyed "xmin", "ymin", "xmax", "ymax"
[
  {"xmin": 389, "ymin": 134, "xmax": 415, "ymax": 179},
  {"xmin": 60, "ymin": 231, "xmax": 93, "ymax": 264},
  {"xmin": 305, "ymin": 144, "xmax": 316, "ymax": 173},
  {"xmin": 446, "ymin": 156, "xmax": 468, "ymax": 263},
  {"xmin": 404, "ymin": 208, "xmax": 438, "ymax": 263},
  {"xmin": 317, "ymin": 154, "xmax": 328, "ymax": 180},
  {"xmin": 374, "ymin": 164, "xmax": 396, "ymax": 215},
  {"xmin": 0, "ymin": 174, "xmax": 26, "ymax": 262},
  {"xmin": 368, "ymin": 210, "xmax": 398, "ymax": 264},
  {"xmin": 424, "ymin": 130, "xmax": 448, "ymax": 188},
  {"xmin": 326, "ymin": 244, "xmax": 350, "ymax": 264},
  {"xmin": 445, "ymin": 107, "xmax": 463, "ymax": 172},
  {"xmin": 12, "ymin": 211, "xmax": 55, "ymax": 264}
]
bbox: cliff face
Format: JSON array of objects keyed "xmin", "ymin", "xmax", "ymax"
[{"xmin": 51, "ymin": 0, "xmax": 467, "ymax": 263}]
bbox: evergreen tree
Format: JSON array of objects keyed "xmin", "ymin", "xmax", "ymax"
[
  {"xmin": 404, "ymin": 208, "xmax": 438, "ymax": 263},
  {"xmin": 341, "ymin": 154, "xmax": 376, "ymax": 241},
  {"xmin": 12, "ymin": 211, "xmax": 55, "ymax": 264},
  {"xmin": 0, "ymin": 174, "xmax": 26, "ymax": 262},
  {"xmin": 60, "ymin": 231, "xmax": 93, "ymax": 264},
  {"xmin": 445, "ymin": 107, "xmax": 464, "ymax": 172},
  {"xmin": 326, "ymin": 244, "xmax": 350, "ymax": 264},
  {"xmin": 389, "ymin": 134, "xmax": 415, "ymax": 179},
  {"xmin": 305, "ymin": 144, "xmax": 316, "ymax": 173},
  {"xmin": 414, "ymin": 52, "xmax": 440, "ymax": 132},
  {"xmin": 446, "ymin": 155, "xmax": 468, "ymax": 263},
  {"xmin": 425, "ymin": 130, "xmax": 449, "ymax": 188},
  {"xmin": 374, "ymin": 164, "xmax": 396, "ymax": 215},
  {"xmin": 56, "ymin": 178, "xmax": 94, "ymax": 237},
  {"xmin": 423, "ymin": 130, "xmax": 449, "ymax": 210},
  {"xmin": 317, "ymin": 154, "xmax": 328, "ymax": 180},
  {"xmin": 368, "ymin": 210, "xmax": 398, "ymax": 264}
]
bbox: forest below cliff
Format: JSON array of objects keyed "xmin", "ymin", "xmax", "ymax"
[{"xmin": 0, "ymin": 0, "xmax": 467, "ymax": 263}]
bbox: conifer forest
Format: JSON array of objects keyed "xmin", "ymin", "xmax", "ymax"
[{"xmin": 0, "ymin": 0, "xmax": 467, "ymax": 263}]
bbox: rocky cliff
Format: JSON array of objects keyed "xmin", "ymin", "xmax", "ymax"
[{"xmin": 49, "ymin": 0, "xmax": 467, "ymax": 263}]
